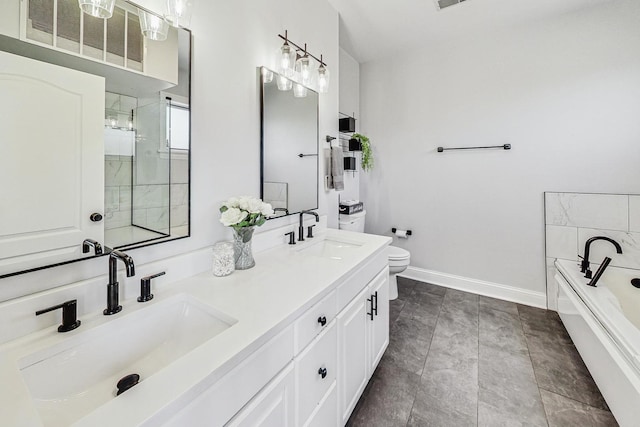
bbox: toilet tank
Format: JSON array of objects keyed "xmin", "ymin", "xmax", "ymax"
[{"xmin": 338, "ymin": 211, "xmax": 366, "ymax": 232}]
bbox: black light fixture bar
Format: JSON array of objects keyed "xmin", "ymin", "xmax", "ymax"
[{"xmin": 278, "ymin": 31, "xmax": 327, "ymax": 67}]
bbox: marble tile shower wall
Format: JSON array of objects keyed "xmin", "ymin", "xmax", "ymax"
[
  {"xmin": 105, "ymin": 155, "xmax": 132, "ymax": 230},
  {"xmin": 106, "ymin": 156, "xmax": 188, "ymax": 234},
  {"xmin": 544, "ymin": 192, "xmax": 640, "ymax": 308}
]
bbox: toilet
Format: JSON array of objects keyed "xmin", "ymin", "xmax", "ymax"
[{"xmin": 338, "ymin": 211, "xmax": 410, "ymax": 300}]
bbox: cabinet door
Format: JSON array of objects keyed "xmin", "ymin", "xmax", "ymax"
[
  {"xmin": 0, "ymin": 50, "xmax": 104, "ymax": 274},
  {"xmin": 369, "ymin": 268, "xmax": 390, "ymax": 372},
  {"xmin": 226, "ymin": 363, "xmax": 295, "ymax": 427},
  {"xmin": 337, "ymin": 286, "xmax": 370, "ymax": 425}
]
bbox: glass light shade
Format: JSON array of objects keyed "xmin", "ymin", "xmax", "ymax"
[
  {"xmin": 261, "ymin": 68, "xmax": 274, "ymax": 83},
  {"xmin": 78, "ymin": 0, "xmax": 115, "ymax": 18},
  {"xmin": 296, "ymin": 55, "xmax": 311, "ymax": 85},
  {"xmin": 293, "ymin": 83, "xmax": 307, "ymax": 98},
  {"xmin": 317, "ymin": 64, "xmax": 330, "ymax": 94},
  {"xmin": 139, "ymin": 10, "xmax": 169, "ymax": 41},
  {"xmin": 279, "ymin": 43, "xmax": 296, "ymax": 77},
  {"xmin": 276, "ymin": 74, "xmax": 292, "ymax": 91},
  {"xmin": 164, "ymin": 0, "xmax": 193, "ymax": 28}
]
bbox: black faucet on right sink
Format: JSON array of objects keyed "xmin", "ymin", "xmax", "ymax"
[
  {"xmin": 299, "ymin": 210, "xmax": 319, "ymax": 242},
  {"xmin": 581, "ymin": 236, "xmax": 623, "ymax": 279}
]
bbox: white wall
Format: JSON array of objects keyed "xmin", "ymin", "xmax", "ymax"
[
  {"xmin": 359, "ymin": 0, "xmax": 640, "ymax": 301},
  {"xmin": 0, "ymin": 0, "xmax": 339, "ymax": 301}
]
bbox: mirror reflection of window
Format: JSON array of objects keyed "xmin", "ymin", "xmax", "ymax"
[{"xmin": 167, "ymin": 103, "xmax": 190, "ymax": 151}]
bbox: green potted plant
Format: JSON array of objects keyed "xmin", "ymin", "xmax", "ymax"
[{"xmin": 352, "ymin": 133, "xmax": 373, "ymax": 172}]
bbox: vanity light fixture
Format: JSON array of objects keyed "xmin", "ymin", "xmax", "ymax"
[
  {"xmin": 261, "ymin": 68, "xmax": 274, "ymax": 83},
  {"xmin": 316, "ymin": 55, "xmax": 330, "ymax": 94},
  {"xmin": 279, "ymin": 31, "xmax": 296, "ymax": 77},
  {"xmin": 277, "ymin": 31, "xmax": 329, "ymax": 93},
  {"xmin": 164, "ymin": 0, "xmax": 193, "ymax": 28},
  {"xmin": 139, "ymin": 10, "xmax": 170, "ymax": 41},
  {"xmin": 296, "ymin": 44, "xmax": 312, "ymax": 85},
  {"xmin": 293, "ymin": 83, "xmax": 308, "ymax": 98},
  {"xmin": 276, "ymin": 73, "xmax": 293, "ymax": 91},
  {"xmin": 77, "ymin": 0, "xmax": 116, "ymax": 18}
]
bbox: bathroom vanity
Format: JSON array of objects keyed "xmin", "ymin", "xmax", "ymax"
[{"xmin": 0, "ymin": 228, "xmax": 390, "ymax": 427}]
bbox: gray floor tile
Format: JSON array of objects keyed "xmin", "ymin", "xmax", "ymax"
[
  {"xmin": 397, "ymin": 276, "xmax": 417, "ymax": 300},
  {"xmin": 479, "ymin": 295, "xmax": 519, "ymax": 316},
  {"xmin": 383, "ymin": 331, "xmax": 432, "ymax": 375},
  {"xmin": 408, "ymin": 406, "xmax": 477, "ymax": 427},
  {"xmin": 389, "ymin": 298, "xmax": 405, "ymax": 323},
  {"xmin": 540, "ymin": 390, "xmax": 618, "ymax": 427},
  {"xmin": 526, "ymin": 331, "xmax": 608, "ymax": 410},
  {"xmin": 411, "ymin": 281, "xmax": 447, "ymax": 297},
  {"xmin": 479, "ymin": 306, "xmax": 529, "ymax": 356},
  {"xmin": 478, "ymin": 346, "xmax": 547, "ymax": 427},
  {"xmin": 399, "ymin": 297, "xmax": 442, "ymax": 327},
  {"xmin": 347, "ymin": 362, "xmax": 420, "ymax": 427},
  {"xmin": 518, "ymin": 304, "xmax": 567, "ymax": 338},
  {"xmin": 348, "ymin": 280, "xmax": 616, "ymax": 427}
]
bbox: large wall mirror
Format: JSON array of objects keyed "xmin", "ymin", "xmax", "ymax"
[
  {"xmin": 260, "ymin": 67, "xmax": 318, "ymax": 218},
  {"xmin": 0, "ymin": 0, "xmax": 190, "ymax": 277}
]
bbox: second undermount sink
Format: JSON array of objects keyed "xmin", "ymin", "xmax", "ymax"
[
  {"xmin": 298, "ymin": 237, "xmax": 363, "ymax": 260},
  {"xmin": 19, "ymin": 293, "xmax": 237, "ymax": 427}
]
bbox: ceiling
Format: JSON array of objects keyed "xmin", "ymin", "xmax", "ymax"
[{"xmin": 327, "ymin": 0, "xmax": 615, "ymax": 63}]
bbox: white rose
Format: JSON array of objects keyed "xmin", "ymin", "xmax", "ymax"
[
  {"xmin": 246, "ymin": 198, "xmax": 264, "ymax": 213},
  {"xmin": 220, "ymin": 207, "xmax": 248, "ymax": 226},
  {"xmin": 260, "ymin": 202, "xmax": 274, "ymax": 216},
  {"xmin": 223, "ymin": 197, "xmax": 240, "ymax": 209},
  {"xmin": 237, "ymin": 196, "xmax": 251, "ymax": 211}
]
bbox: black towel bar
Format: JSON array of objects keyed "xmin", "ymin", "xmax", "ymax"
[{"xmin": 437, "ymin": 144, "xmax": 511, "ymax": 152}]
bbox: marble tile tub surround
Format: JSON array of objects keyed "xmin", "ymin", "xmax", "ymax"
[
  {"xmin": 0, "ymin": 217, "xmax": 328, "ymax": 345},
  {"xmin": 545, "ymin": 192, "xmax": 640, "ymax": 309},
  {"xmin": 348, "ymin": 277, "xmax": 617, "ymax": 427}
]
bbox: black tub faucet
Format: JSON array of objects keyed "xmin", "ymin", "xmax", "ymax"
[
  {"xmin": 581, "ymin": 236, "xmax": 622, "ymax": 279},
  {"xmin": 299, "ymin": 210, "xmax": 319, "ymax": 242},
  {"xmin": 105, "ymin": 250, "xmax": 135, "ymax": 315}
]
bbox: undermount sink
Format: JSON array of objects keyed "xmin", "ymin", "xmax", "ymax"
[
  {"xmin": 18, "ymin": 294, "xmax": 237, "ymax": 427},
  {"xmin": 298, "ymin": 237, "xmax": 363, "ymax": 260}
]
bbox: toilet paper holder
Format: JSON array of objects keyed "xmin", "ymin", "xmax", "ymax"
[{"xmin": 391, "ymin": 228, "xmax": 412, "ymax": 236}]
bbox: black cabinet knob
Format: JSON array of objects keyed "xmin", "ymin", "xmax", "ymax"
[
  {"xmin": 317, "ymin": 316, "xmax": 327, "ymax": 326},
  {"xmin": 90, "ymin": 213, "xmax": 103, "ymax": 222},
  {"xmin": 318, "ymin": 367, "xmax": 327, "ymax": 379}
]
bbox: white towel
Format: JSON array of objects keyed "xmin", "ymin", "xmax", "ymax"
[{"xmin": 331, "ymin": 146, "xmax": 345, "ymax": 191}]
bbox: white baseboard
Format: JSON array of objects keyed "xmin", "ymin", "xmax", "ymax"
[{"xmin": 399, "ymin": 266, "xmax": 547, "ymax": 309}]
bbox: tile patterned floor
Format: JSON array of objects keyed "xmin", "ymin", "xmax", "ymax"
[{"xmin": 346, "ymin": 277, "xmax": 618, "ymax": 427}]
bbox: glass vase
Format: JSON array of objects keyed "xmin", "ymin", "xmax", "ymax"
[{"xmin": 233, "ymin": 227, "xmax": 255, "ymax": 270}]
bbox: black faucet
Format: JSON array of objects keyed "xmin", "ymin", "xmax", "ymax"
[
  {"xmin": 581, "ymin": 236, "xmax": 622, "ymax": 279},
  {"xmin": 104, "ymin": 250, "xmax": 135, "ymax": 315},
  {"xmin": 82, "ymin": 239, "xmax": 103, "ymax": 256},
  {"xmin": 299, "ymin": 210, "xmax": 319, "ymax": 242},
  {"xmin": 587, "ymin": 257, "xmax": 612, "ymax": 287}
]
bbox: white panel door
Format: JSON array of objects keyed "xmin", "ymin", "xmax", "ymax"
[
  {"xmin": 369, "ymin": 268, "xmax": 390, "ymax": 372},
  {"xmin": 0, "ymin": 50, "xmax": 104, "ymax": 273},
  {"xmin": 337, "ymin": 286, "xmax": 370, "ymax": 425}
]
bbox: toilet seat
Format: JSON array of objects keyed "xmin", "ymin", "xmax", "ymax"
[{"xmin": 388, "ymin": 245, "xmax": 410, "ymax": 261}]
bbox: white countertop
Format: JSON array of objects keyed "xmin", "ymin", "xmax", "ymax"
[{"xmin": 0, "ymin": 229, "xmax": 391, "ymax": 427}]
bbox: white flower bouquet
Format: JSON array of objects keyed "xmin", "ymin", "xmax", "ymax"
[{"xmin": 219, "ymin": 196, "xmax": 274, "ymax": 231}]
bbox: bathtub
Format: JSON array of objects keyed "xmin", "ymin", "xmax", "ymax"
[{"xmin": 555, "ymin": 259, "xmax": 640, "ymax": 426}]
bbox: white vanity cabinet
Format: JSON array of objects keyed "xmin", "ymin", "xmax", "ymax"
[
  {"xmin": 337, "ymin": 267, "xmax": 390, "ymax": 424},
  {"xmin": 161, "ymin": 245, "xmax": 390, "ymax": 427}
]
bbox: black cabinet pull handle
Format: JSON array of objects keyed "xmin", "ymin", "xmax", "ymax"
[
  {"xmin": 318, "ymin": 367, "xmax": 327, "ymax": 379},
  {"xmin": 367, "ymin": 296, "xmax": 374, "ymax": 321},
  {"xmin": 373, "ymin": 291, "xmax": 378, "ymax": 316},
  {"xmin": 317, "ymin": 316, "xmax": 327, "ymax": 326}
]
